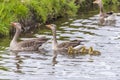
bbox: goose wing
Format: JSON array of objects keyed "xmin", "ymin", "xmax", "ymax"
[
  {"xmin": 18, "ymin": 37, "xmax": 49, "ymax": 50},
  {"xmin": 58, "ymin": 40, "xmax": 81, "ymax": 49}
]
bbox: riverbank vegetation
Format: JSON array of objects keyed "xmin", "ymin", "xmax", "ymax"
[
  {"xmin": 0, "ymin": 0, "xmax": 78, "ymax": 36},
  {"xmin": 0, "ymin": 0, "xmax": 120, "ymax": 36}
]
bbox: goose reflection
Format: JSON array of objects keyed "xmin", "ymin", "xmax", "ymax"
[
  {"xmin": 12, "ymin": 51, "xmax": 23, "ymax": 73},
  {"xmin": 52, "ymin": 50, "xmax": 58, "ymax": 66}
]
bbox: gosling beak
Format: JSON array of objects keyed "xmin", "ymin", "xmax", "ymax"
[{"xmin": 46, "ymin": 24, "xmax": 51, "ymax": 29}]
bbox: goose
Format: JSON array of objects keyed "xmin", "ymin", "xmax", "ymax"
[
  {"xmin": 93, "ymin": 0, "xmax": 116, "ymax": 24},
  {"xmin": 46, "ymin": 24, "xmax": 82, "ymax": 52},
  {"xmin": 10, "ymin": 22, "xmax": 48, "ymax": 51}
]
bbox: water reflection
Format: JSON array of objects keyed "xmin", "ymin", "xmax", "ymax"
[
  {"xmin": 12, "ymin": 51, "xmax": 23, "ymax": 73},
  {"xmin": 52, "ymin": 50, "xmax": 58, "ymax": 66}
]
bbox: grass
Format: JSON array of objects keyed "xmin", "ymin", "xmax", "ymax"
[{"xmin": 0, "ymin": 0, "xmax": 78, "ymax": 36}]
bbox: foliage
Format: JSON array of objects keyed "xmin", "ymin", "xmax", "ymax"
[
  {"xmin": 1, "ymin": 0, "xmax": 119, "ymax": 36},
  {"xmin": 0, "ymin": 0, "xmax": 78, "ymax": 36},
  {"xmin": 0, "ymin": 0, "xmax": 29, "ymax": 35},
  {"xmin": 102, "ymin": 0, "xmax": 120, "ymax": 5},
  {"xmin": 27, "ymin": 0, "xmax": 79, "ymax": 22}
]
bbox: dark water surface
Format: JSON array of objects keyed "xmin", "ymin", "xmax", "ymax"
[{"xmin": 0, "ymin": 11, "xmax": 120, "ymax": 80}]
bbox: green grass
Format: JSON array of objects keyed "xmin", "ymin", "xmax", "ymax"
[
  {"xmin": 0, "ymin": 0, "xmax": 78, "ymax": 36},
  {"xmin": 0, "ymin": 0, "xmax": 29, "ymax": 35}
]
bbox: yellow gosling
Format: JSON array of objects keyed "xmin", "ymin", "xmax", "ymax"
[
  {"xmin": 93, "ymin": 50, "xmax": 101, "ymax": 55},
  {"xmin": 74, "ymin": 49, "xmax": 79, "ymax": 54},
  {"xmin": 88, "ymin": 46, "xmax": 101, "ymax": 56},
  {"xmin": 88, "ymin": 47, "xmax": 94, "ymax": 55},
  {"xmin": 79, "ymin": 46, "xmax": 88, "ymax": 54},
  {"xmin": 68, "ymin": 46, "xmax": 74, "ymax": 55}
]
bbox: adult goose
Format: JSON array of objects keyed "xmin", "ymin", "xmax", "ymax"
[
  {"xmin": 93, "ymin": 0, "xmax": 116, "ymax": 24},
  {"xmin": 46, "ymin": 24, "xmax": 82, "ymax": 52},
  {"xmin": 10, "ymin": 22, "xmax": 48, "ymax": 51}
]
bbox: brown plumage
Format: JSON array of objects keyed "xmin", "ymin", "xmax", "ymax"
[
  {"xmin": 93, "ymin": 0, "xmax": 115, "ymax": 24},
  {"xmin": 57, "ymin": 40, "xmax": 81, "ymax": 49},
  {"xmin": 46, "ymin": 24, "xmax": 82, "ymax": 52},
  {"xmin": 10, "ymin": 22, "xmax": 48, "ymax": 51}
]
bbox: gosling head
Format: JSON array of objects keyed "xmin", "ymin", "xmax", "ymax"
[
  {"xmin": 80, "ymin": 46, "xmax": 86, "ymax": 51},
  {"xmin": 68, "ymin": 46, "xmax": 73, "ymax": 51},
  {"xmin": 68, "ymin": 46, "xmax": 74, "ymax": 55},
  {"xmin": 11, "ymin": 22, "xmax": 22, "ymax": 30},
  {"xmin": 46, "ymin": 24, "xmax": 56, "ymax": 31},
  {"xmin": 88, "ymin": 47, "xmax": 94, "ymax": 54}
]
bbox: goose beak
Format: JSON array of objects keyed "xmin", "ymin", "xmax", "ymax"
[
  {"xmin": 46, "ymin": 24, "xmax": 51, "ymax": 29},
  {"xmin": 11, "ymin": 22, "xmax": 15, "ymax": 26}
]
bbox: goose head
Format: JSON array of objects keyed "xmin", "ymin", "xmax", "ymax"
[
  {"xmin": 93, "ymin": 0, "xmax": 103, "ymax": 7},
  {"xmin": 11, "ymin": 22, "xmax": 22, "ymax": 31},
  {"xmin": 93, "ymin": 0, "xmax": 102, "ymax": 6},
  {"xmin": 46, "ymin": 24, "xmax": 56, "ymax": 31},
  {"xmin": 93, "ymin": 0, "xmax": 101, "ymax": 4}
]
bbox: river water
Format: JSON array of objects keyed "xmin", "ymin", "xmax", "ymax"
[{"xmin": 0, "ymin": 11, "xmax": 120, "ymax": 80}]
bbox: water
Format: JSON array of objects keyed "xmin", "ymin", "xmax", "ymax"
[{"xmin": 0, "ymin": 11, "xmax": 120, "ymax": 80}]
